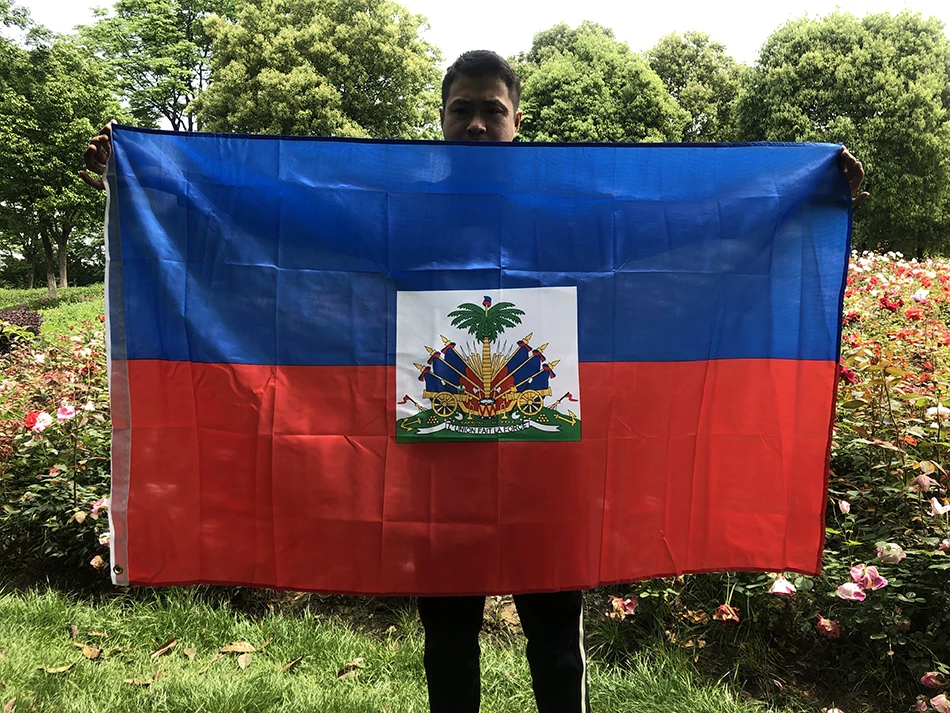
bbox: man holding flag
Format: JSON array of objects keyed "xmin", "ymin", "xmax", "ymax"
[{"xmin": 81, "ymin": 49, "xmax": 867, "ymax": 713}]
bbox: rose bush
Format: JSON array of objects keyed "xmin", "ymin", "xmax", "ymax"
[
  {"xmin": 0, "ymin": 314, "xmax": 111, "ymax": 584},
  {"xmin": 598, "ymin": 252, "xmax": 950, "ymax": 709}
]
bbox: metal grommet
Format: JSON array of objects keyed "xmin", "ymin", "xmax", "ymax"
[{"xmin": 113, "ymin": 565, "xmax": 124, "ymax": 575}]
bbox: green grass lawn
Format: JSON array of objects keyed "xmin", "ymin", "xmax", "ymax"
[
  {"xmin": 0, "ymin": 589, "xmax": 807, "ymax": 713},
  {"xmin": 0, "ymin": 285, "xmax": 105, "ymax": 336}
]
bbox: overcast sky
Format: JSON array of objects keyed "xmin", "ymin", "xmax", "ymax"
[{"xmin": 16, "ymin": 0, "xmax": 950, "ymax": 66}]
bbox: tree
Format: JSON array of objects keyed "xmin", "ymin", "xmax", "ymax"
[
  {"xmin": 513, "ymin": 22, "xmax": 688, "ymax": 143},
  {"xmin": 646, "ymin": 31, "xmax": 744, "ymax": 142},
  {"xmin": 736, "ymin": 12, "xmax": 950, "ymax": 258},
  {"xmin": 448, "ymin": 297, "xmax": 524, "ymax": 393},
  {"xmin": 0, "ymin": 20, "xmax": 123, "ymax": 295},
  {"xmin": 192, "ymin": 0, "xmax": 442, "ymax": 139},
  {"xmin": 80, "ymin": 0, "xmax": 236, "ymax": 131}
]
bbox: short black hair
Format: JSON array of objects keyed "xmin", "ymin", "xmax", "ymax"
[{"xmin": 441, "ymin": 50, "xmax": 521, "ymax": 110}]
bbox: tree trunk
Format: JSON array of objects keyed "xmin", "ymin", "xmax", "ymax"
[
  {"xmin": 56, "ymin": 225, "xmax": 70, "ymax": 289},
  {"xmin": 40, "ymin": 234, "xmax": 57, "ymax": 299},
  {"xmin": 481, "ymin": 337, "xmax": 493, "ymax": 393}
]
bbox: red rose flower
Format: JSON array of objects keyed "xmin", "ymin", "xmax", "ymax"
[{"xmin": 23, "ymin": 411, "xmax": 39, "ymax": 430}]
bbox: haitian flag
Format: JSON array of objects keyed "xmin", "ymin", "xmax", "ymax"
[{"xmin": 106, "ymin": 126, "xmax": 851, "ymax": 595}]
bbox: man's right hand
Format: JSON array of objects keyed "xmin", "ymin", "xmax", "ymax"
[{"xmin": 79, "ymin": 120, "xmax": 116, "ymax": 191}]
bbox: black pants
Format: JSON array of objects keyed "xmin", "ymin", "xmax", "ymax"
[{"xmin": 417, "ymin": 591, "xmax": 589, "ymax": 713}]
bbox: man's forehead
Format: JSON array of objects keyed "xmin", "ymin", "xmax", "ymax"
[{"xmin": 445, "ymin": 75, "xmax": 513, "ymax": 105}]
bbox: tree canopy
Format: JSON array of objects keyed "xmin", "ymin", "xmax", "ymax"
[
  {"xmin": 513, "ymin": 22, "xmax": 688, "ymax": 143},
  {"xmin": 192, "ymin": 0, "xmax": 442, "ymax": 138},
  {"xmin": 735, "ymin": 11, "xmax": 950, "ymax": 257},
  {"xmin": 646, "ymin": 31, "xmax": 742, "ymax": 142},
  {"xmin": 80, "ymin": 0, "xmax": 236, "ymax": 131},
  {"xmin": 0, "ymin": 12, "xmax": 123, "ymax": 294}
]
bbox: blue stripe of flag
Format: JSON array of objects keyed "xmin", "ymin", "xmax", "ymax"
[{"xmin": 109, "ymin": 127, "xmax": 850, "ymax": 366}]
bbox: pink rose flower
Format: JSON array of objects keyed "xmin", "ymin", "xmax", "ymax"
[
  {"xmin": 769, "ymin": 576, "xmax": 796, "ymax": 596},
  {"xmin": 931, "ymin": 694, "xmax": 950, "ymax": 713},
  {"xmin": 932, "ymin": 498, "xmax": 950, "ymax": 516},
  {"xmin": 836, "ymin": 583, "xmax": 866, "ymax": 601},
  {"xmin": 607, "ymin": 595, "xmax": 638, "ymax": 620},
  {"xmin": 32, "ymin": 411, "xmax": 53, "ymax": 433},
  {"xmin": 816, "ymin": 615, "xmax": 840, "ymax": 638},
  {"xmin": 876, "ymin": 543, "xmax": 905, "ymax": 565},
  {"xmin": 838, "ymin": 499, "xmax": 851, "ymax": 514},
  {"xmin": 850, "ymin": 564, "xmax": 888, "ymax": 590},
  {"xmin": 89, "ymin": 555, "xmax": 106, "ymax": 569},
  {"xmin": 939, "ymin": 539, "xmax": 950, "ymax": 551},
  {"xmin": 57, "ymin": 404, "xmax": 76, "ymax": 421},
  {"xmin": 91, "ymin": 498, "xmax": 110, "ymax": 515},
  {"xmin": 921, "ymin": 672, "xmax": 946, "ymax": 689},
  {"xmin": 914, "ymin": 474, "xmax": 937, "ymax": 492}
]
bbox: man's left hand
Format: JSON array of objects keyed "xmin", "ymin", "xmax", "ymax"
[{"xmin": 840, "ymin": 147, "xmax": 868, "ymax": 209}]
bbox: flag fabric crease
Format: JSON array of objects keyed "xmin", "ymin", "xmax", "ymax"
[{"xmin": 106, "ymin": 127, "xmax": 851, "ymax": 595}]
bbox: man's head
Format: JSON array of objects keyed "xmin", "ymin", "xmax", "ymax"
[{"xmin": 440, "ymin": 50, "xmax": 522, "ymax": 142}]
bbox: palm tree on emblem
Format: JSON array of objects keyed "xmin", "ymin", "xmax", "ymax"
[{"xmin": 448, "ymin": 296, "xmax": 525, "ymax": 402}]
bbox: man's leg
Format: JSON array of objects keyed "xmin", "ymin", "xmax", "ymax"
[
  {"xmin": 417, "ymin": 595, "xmax": 486, "ymax": 713},
  {"xmin": 514, "ymin": 590, "xmax": 590, "ymax": 713}
]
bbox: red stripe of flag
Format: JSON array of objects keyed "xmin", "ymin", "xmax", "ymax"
[{"xmin": 118, "ymin": 358, "xmax": 834, "ymax": 595}]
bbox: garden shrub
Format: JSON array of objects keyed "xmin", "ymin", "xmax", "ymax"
[
  {"xmin": 0, "ymin": 308, "xmax": 42, "ymax": 354},
  {"xmin": 0, "ymin": 314, "xmax": 111, "ymax": 585},
  {"xmin": 593, "ymin": 252, "xmax": 950, "ymax": 709}
]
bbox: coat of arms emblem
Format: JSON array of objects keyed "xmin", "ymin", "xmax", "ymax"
[{"xmin": 395, "ymin": 287, "xmax": 582, "ymax": 441}]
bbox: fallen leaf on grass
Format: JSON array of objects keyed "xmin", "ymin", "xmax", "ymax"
[
  {"xmin": 0, "ymin": 647, "xmax": 6, "ymax": 661},
  {"xmin": 68, "ymin": 625, "xmax": 79, "ymax": 639},
  {"xmin": 71, "ymin": 643, "xmax": 101, "ymax": 659},
  {"xmin": 237, "ymin": 653, "xmax": 252, "ymax": 670},
  {"xmin": 150, "ymin": 639, "xmax": 177, "ymax": 659},
  {"xmin": 219, "ymin": 641, "xmax": 255, "ymax": 654},
  {"xmin": 3, "ymin": 698, "xmax": 14, "ymax": 713},
  {"xmin": 337, "ymin": 658, "xmax": 364, "ymax": 680},
  {"xmin": 259, "ymin": 638, "xmax": 273, "ymax": 650},
  {"xmin": 498, "ymin": 602, "xmax": 520, "ymax": 627},
  {"xmin": 682, "ymin": 610, "xmax": 710, "ymax": 625},
  {"xmin": 111, "ymin": 647, "xmax": 132, "ymax": 654},
  {"xmin": 183, "ymin": 648, "xmax": 197, "ymax": 661},
  {"xmin": 88, "ymin": 632, "xmax": 108, "ymax": 638},
  {"xmin": 124, "ymin": 670, "xmax": 162, "ymax": 687},
  {"xmin": 41, "ymin": 661, "xmax": 76, "ymax": 674},
  {"xmin": 280, "ymin": 657, "xmax": 303, "ymax": 673}
]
